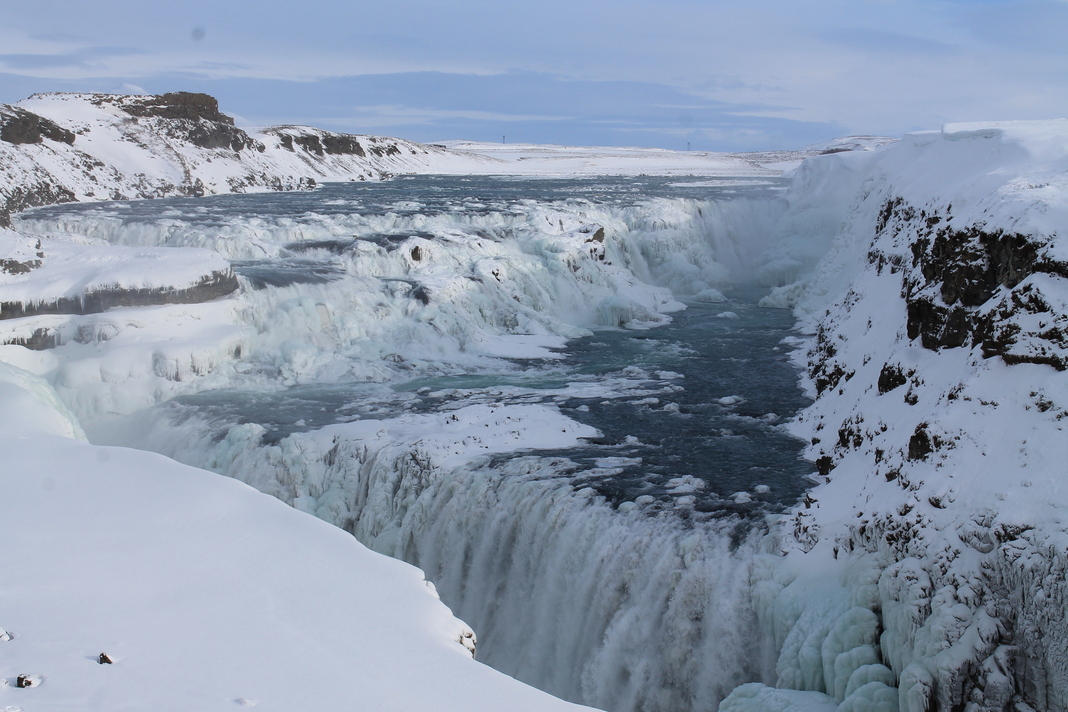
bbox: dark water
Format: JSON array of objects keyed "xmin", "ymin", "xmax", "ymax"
[{"xmin": 166, "ymin": 288, "xmax": 811, "ymax": 514}]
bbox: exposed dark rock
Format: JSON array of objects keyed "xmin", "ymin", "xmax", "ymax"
[
  {"xmin": 877, "ymin": 363, "xmax": 912, "ymax": 394},
  {"xmin": 810, "ymin": 339, "xmax": 854, "ymax": 397},
  {"xmin": 579, "ymin": 225, "xmax": 606, "ymax": 243},
  {"xmin": 179, "ymin": 122, "xmax": 256, "ymax": 152},
  {"xmin": 0, "ymin": 327, "xmax": 59, "ymax": 350},
  {"xmin": 368, "ymin": 142, "xmax": 400, "ymax": 157},
  {"xmin": 0, "ymin": 269, "xmax": 239, "ymax": 321},
  {"xmin": 117, "ymin": 92, "xmax": 234, "ymax": 124},
  {"xmin": 816, "ymin": 455, "xmax": 835, "ymax": 476},
  {"xmin": 294, "ymin": 134, "xmax": 325, "ymax": 156},
  {"xmin": 322, "ymin": 134, "xmax": 365, "ymax": 157},
  {"xmin": 100, "ymin": 92, "xmax": 258, "ymax": 152},
  {"xmin": 410, "ymin": 245, "xmax": 423, "ymax": 262},
  {"xmin": 98, "ymin": 652, "xmax": 114, "ymax": 664},
  {"xmin": 0, "ymin": 257, "xmax": 42, "ymax": 274},
  {"xmin": 0, "ymin": 238, "xmax": 44, "ymax": 275},
  {"xmin": 908, "ymin": 423, "xmax": 933, "ymax": 461},
  {"xmin": 410, "ymin": 284, "xmax": 431, "ymax": 305},
  {"xmin": 275, "ymin": 130, "xmax": 368, "ymax": 157},
  {"xmin": 0, "ymin": 182, "xmax": 78, "ymax": 228},
  {"xmin": 877, "ymin": 197, "xmax": 1068, "ymax": 369},
  {"xmin": 16, "ymin": 674, "xmax": 38, "ymax": 688},
  {"xmin": 905, "ymin": 298, "xmax": 973, "ymax": 349},
  {"xmin": 974, "ymin": 279, "xmax": 1068, "ymax": 371},
  {"xmin": 0, "ymin": 107, "xmax": 75, "ymax": 146}
]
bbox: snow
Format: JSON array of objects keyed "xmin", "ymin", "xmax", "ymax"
[
  {"xmin": 0, "ymin": 364, "xmax": 595, "ymax": 712},
  {"xmin": 0, "ymin": 230, "xmax": 232, "ymax": 312},
  {"xmin": 434, "ymin": 141, "xmax": 808, "ymax": 176}
]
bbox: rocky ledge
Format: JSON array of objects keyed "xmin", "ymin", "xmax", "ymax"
[{"xmin": 0, "ymin": 268, "xmax": 238, "ymax": 323}]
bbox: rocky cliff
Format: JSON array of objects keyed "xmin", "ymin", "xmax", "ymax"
[{"xmin": 735, "ymin": 121, "xmax": 1068, "ymax": 712}]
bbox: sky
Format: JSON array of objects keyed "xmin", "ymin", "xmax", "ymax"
[{"xmin": 1, "ymin": 0, "xmax": 1066, "ymax": 151}]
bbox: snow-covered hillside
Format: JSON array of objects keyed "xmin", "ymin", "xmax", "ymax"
[
  {"xmin": 0, "ymin": 90, "xmax": 887, "ymax": 228},
  {"xmin": 0, "ymin": 91, "xmax": 486, "ymax": 226},
  {"xmin": 728, "ymin": 120, "xmax": 1068, "ymax": 712}
]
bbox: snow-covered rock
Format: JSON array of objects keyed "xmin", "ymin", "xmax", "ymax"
[
  {"xmin": 0, "ymin": 230, "xmax": 237, "ymax": 322},
  {"xmin": 0, "ymin": 91, "xmax": 863, "ymax": 229},
  {"xmin": 744, "ymin": 120, "xmax": 1068, "ymax": 712}
]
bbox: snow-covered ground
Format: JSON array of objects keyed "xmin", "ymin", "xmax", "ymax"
[
  {"xmin": 0, "ymin": 227, "xmax": 235, "ymax": 320},
  {"xmin": 0, "ymin": 362, "xmax": 597, "ymax": 712},
  {"xmin": 435, "ymin": 136, "xmax": 896, "ymax": 177}
]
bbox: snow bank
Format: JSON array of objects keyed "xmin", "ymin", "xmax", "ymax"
[
  {"xmin": 0, "ymin": 230, "xmax": 236, "ymax": 319},
  {"xmin": 0, "ymin": 364, "xmax": 596, "ymax": 712}
]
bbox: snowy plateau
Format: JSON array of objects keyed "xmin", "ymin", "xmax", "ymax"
[{"xmin": 0, "ymin": 91, "xmax": 1066, "ymax": 712}]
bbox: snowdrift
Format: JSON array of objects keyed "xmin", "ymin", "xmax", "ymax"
[{"xmin": 0, "ymin": 361, "xmax": 596, "ymax": 712}]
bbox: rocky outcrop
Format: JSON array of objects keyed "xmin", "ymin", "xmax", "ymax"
[
  {"xmin": 88, "ymin": 92, "xmax": 261, "ymax": 152},
  {"xmin": 0, "ymin": 182, "xmax": 78, "ymax": 228},
  {"xmin": 115, "ymin": 92, "xmax": 233, "ymax": 124},
  {"xmin": 865, "ymin": 197, "xmax": 1068, "ymax": 370},
  {"xmin": 0, "ymin": 106, "xmax": 75, "ymax": 146},
  {"xmin": 0, "ymin": 237, "xmax": 44, "ymax": 275},
  {"xmin": 0, "ymin": 269, "xmax": 239, "ymax": 321},
  {"xmin": 0, "ymin": 91, "xmax": 458, "ymax": 228}
]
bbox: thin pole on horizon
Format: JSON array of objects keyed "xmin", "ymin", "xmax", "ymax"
[
  {"xmin": 502, "ymin": 135, "xmax": 506, "ymax": 144},
  {"xmin": 687, "ymin": 142, "xmax": 691, "ymax": 151}
]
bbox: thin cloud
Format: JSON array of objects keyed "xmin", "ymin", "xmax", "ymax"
[
  {"xmin": 820, "ymin": 29, "xmax": 958, "ymax": 55},
  {"xmin": 0, "ymin": 54, "xmax": 87, "ymax": 70}
]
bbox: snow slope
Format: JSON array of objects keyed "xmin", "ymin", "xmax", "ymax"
[
  {"xmin": 0, "ymin": 361, "xmax": 597, "ymax": 712},
  {"xmin": 727, "ymin": 120, "xmax": 1068, "ymax": 711}
]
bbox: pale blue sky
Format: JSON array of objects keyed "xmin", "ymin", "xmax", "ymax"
[{"xmin": 1, "ymin": 0, "xmax": 1065, "ymax": 150}]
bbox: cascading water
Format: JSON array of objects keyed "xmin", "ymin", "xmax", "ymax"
[{"xmin": 16, "ymin": 175, "xmax": 818, "ymax": 712}]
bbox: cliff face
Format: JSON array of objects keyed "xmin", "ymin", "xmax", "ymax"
[
  {"xmin": 0, "ymin": 91, "xmax": 468, "ymax": 227},
  {"xmin": 738, "ymin": 121, "xmax": 1068, "ymax": 712}
]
